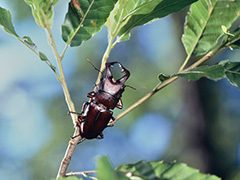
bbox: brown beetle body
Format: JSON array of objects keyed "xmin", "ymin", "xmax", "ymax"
[
  {"xmin": 79, "ymin": 102, "xmax": 113, "ymax": 139},
  {"xmin": 75, "ymin": 62, "xmax": 130, "ymax": 140}
]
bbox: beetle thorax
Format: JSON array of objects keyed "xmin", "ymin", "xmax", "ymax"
[{"xmin": 102, "ymin": 77, "xmax": 123, "ymax": 96}]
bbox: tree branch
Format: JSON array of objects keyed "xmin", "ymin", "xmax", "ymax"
[
  {"xmin": 43, "ymin": 25, "xmax": 82, "ymax": 178},
  {"xmin": 56, "ymin": 128, "xmax": 82, "ymax": 178},
  {"xmin": 110, "ymin": 48, "xmax": 221, "ymax": 125}
]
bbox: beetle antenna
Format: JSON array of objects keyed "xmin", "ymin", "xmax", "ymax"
[
  {"xmin": 87, "ymin": 59, "xmax": 103, "ymax": 75},
  {"xmin": 125, "ymin": 85, "xmax": 146, "ymax": 90}
]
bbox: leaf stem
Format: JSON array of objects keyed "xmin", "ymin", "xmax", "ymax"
[
  {"xmin": 45, "ymin": 26, "xmax": 77, "ymax": 123},
  {"xmin": 95, "ymin": 34, "xmax": 115, "ymax": 86},
  {"xmin": 178, "ymin": 54, "xmax": 191, "ymax": 72},
  {"xmin": 95, "ymin": 1, "xmax": 131, "ymax": 85}
]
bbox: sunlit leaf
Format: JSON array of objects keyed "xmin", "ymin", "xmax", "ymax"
[
  {"xmin": 177, "ymin": 60, "xmax": 240, "ymax": 89},
  {"xmin": 0, "ymin": 7, "xmax": 56, "ymax": 74},
  {"xmin": 177, "ymin": 65, "xmax": 225, "ymax": 81},
  {"xmin": 182, "ymin": 0, "xmax": 240, "ymax": 57},
  {"xmin": 62, "ymin": 0, "xmax": 117, "ymax": 46},
  {"xmin": 106, "ymin": 0, "xmax": 197, "ymax": 42},
  {"xmin": 116, "ymin": 160, "xmax": 220, "ymax": 180},
  {"xmin": 97, "ymin": 157, "xmax": 129, "ymax": 180},
  {"xmin": 24, "ymin": 0, "xmax": 54, "ymax": 28}
]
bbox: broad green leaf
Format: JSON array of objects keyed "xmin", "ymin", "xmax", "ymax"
[
  {"xmin": 182, "ymin": 0, "xmax": 240, "ymax": 57},
  {"xmin": 62, "ymin": 0, "xmax": 117, "ymax": 47},
  {"xmin": 177, "ymin": 60, "xmax": 240, "ymax": 89},
  {"xmin": 97, "ymin": 157, "xmax": 129, "ymax": 180},
  {"xmin": 177, "ymin": 64, "xmax": 225, "ymax": 81},
  {"xmin": 0, "ymin": 6, "xmax": 18, "ymax": 37},
  {"xmin": 116, "ymin": 160, "xmax": 220, "ymax": 180},
  {"xmin": 24, "ymin": 0, "xmax": 54, "ymax": 28},
  {"xmin": 106, "ymin": 0, "xmax": 197, "ymax": 42},
  {"xmin": 0, "ymin": 7, "xmax": 56, "ymax": 74}
]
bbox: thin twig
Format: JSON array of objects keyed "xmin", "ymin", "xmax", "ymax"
[
  {"xmin": 56, "ymin": 128, "xmax": 82, "ymax": 179},
  {"xmin": 111, "ymin": 48, "xmax": 222, "ymax": 124},
  {"xmin": 66, "ymin": 170, "xmax": 97, "ymax": 176},
  {"xmin": 43, "ymin": 24, "xmax": 82, "ymax": 178}
]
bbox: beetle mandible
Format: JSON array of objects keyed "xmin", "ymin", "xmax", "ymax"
[{"xmin": 72, "ymin": 61, "xmax": 130, "ymax": 141}]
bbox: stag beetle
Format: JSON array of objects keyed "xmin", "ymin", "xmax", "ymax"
[{"xmin": 71, "ymin": 62, "xmax": 130, "ymax": 140}]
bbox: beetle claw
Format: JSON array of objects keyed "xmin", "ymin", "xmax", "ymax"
[{"xmin": 97, "ymin": 133, "xmax": 104, "ymax": 139}]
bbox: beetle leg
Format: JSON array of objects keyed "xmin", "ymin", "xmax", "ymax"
[
  {"xmin": 87, "ymin": 91, "xmax": 95, "ymax": 98},
  {"xmin": 68, "ymin": 111, "xmax": 85, "ymax": 123},
  {"xmin": 107, "ymin": 117, "xmax": 115, "ymax": 127},
  {"xmin": 79, "ymin": 102, "xmax": 90, "ymax": 121},
  {"xmin": 115, "ymin": 98, "xmax": 123, "ymax": 109},
  {"xmin": 97, "ymin": 133, "xmax": 104, "ymax": 139}
]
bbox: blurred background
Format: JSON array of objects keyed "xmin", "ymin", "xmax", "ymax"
[{"xmin": 1, "ymin": 1, "xmax": 240, "ymax": 180}]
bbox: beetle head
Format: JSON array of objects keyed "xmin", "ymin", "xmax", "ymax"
[
  {"xmin": 97, "ymin": 62, "xmax": 130, "ymax": 98},
  {"xmin": 105, "ymin": 62, "xmax": 130, "ymax": 84}
]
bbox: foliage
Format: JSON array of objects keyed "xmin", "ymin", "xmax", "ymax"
[
  {"xmin": 1, "ymin": 0, "xmax": 240, "ymax": 179},
  {"xmin": 96, "ymin": 157, "xmax": 220, "ymax": 180},
  {"xmin": 105, "ymin": 0, "xmax": 198, "ymax": 43},
  {"xmin": 182, "ymin": 0, "xmax": 240, "ymax": 57},
  {"xmin": 62, "ymin": 0, "xmax": 117, "ymax": 46},
  {"xmin": 177, "ymin": 60, "xmax": 240, "ymax": 88},
  {"xmin": 0, "ymin": 6, "xmax": 57, "ymax": 75},
  {"xmin": 24, "ymin": 0, "xmax": 56, "ymax": 28}
]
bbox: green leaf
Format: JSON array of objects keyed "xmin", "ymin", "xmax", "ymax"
[
  {"xmin": 97, "ymin": 157, "xmax": 129, "ymax": 180},
  {"xmin": 0, "ymin": 6, "xmax": 18, "ymax": 37},
  {"xmin": 24, "ymin": 0, "xmax": 54, "ymax": 28},
  {"xmin": 0, "ymin": 7, "xmax": 56, "ymax": 74},
  {"xmin": 230, "ymin": 39, "xmax": 240, "ymax": 49},
  {"xmin": 222, "ymin": 60, "xmax": 240, "ymax": 88},
  {"xmin": 52, "ymin": 0, "xmax": 59, "ymax": 6},
  {"xmin": 177, "ymin": 64, "xmax": 225, "ymax": 81},
  {"xmin": 177, "ymin": 60, "xmax": 240, "ymax": 89},
  {"xmin": 116, "ymin": 160, "xmax": 220, "ymax": 180},
  {"xmin": 106, "ymin": 0, "xmax": 197, "ymax": 42},
  {"xmin": 62, "ymin": 0, "xmax": 117, "ymax": 47},
  {"xmin": 182, "ymin": 0, "xmax": 240, "ymax": 57}
]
